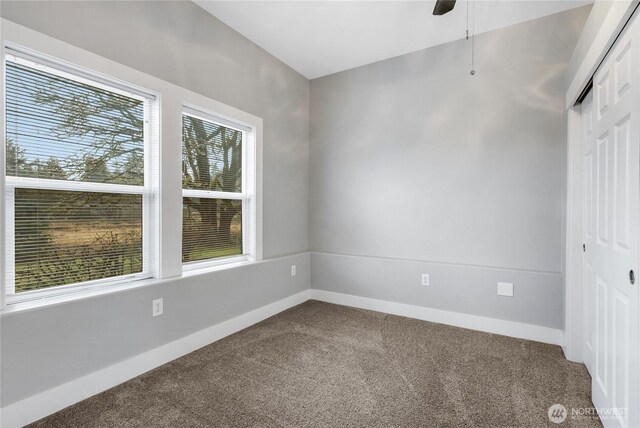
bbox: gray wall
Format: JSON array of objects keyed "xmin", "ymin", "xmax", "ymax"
[
  {"xmin": 0, "ymin": 1, "xmax": 310, "ymax": 407},
  {"xmin": 309, "ymin": 7, "xmax": 590, "ymax": 328},
  {"xmin": 0, "ymin": 0, "xmax": 593, "ymax": 409},
  {"xmin": 1, "ymin": 0, "xmax": 310, "ymax": 258},
  {"xmin": 1, "ymin": 254, "xmax": 310, "ymax": 407}
]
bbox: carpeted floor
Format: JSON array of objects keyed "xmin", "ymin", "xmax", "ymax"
[{"xmin": 29, "ymin": 300, "xmax": 601, "ymax": 427}]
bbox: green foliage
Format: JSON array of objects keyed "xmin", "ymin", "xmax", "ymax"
[
  {"xmin": 81, "ymin": 157, "xmax": 110, "ymax": 182},
  {"xmin": 7, "ymin": 60, "xmax": 145, "ymax": 185},
  {"xmin": 33, "ymin": 71, "xmax": 145, "ymax": 184},
  {"xmin": 37, "ymin": 158, "xmax": 68, "ymax": 180},
  {"xmin": 6, "ymin": 140, "xmax": 32, "ymax": 176},
  {"xmin": 13, "ymin": 188, "xmax": 143, "ymax": 291},
  {"xmin": 7, "ymin": 61, "xmax": 245, "ymax": 291},
  {"xmin": 182, "ymin": 197, "xmax": 242, "ymax": 263},
  {"xmin": 8, "ymin": 142, "xmax": 56, "ymax": 265},
  {"xmin": 15, "ymin": 229, "xmax": 142, "ymax": 292},
  {"xmin": 181, "ymin": 116, "xmax": 243, "ymax": 261},
  {"xmin": 6, "ymin": 63, "xmax": 147, "ymax": 292}
]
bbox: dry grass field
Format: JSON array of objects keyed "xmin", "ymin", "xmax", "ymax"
[{"xmin": 49, "ymin": 222, "xmax": 141, "ymax": 247}]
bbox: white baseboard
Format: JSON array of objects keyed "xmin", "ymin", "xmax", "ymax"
[
  {"xmin": 309, "ymin": 289, "xmax": 564, "ymax": 346},
  {"xmin": 0, "ymin": 289, "xmax": 312, "ymax": 428},
  {"xmin": 2, "ymin": 288, "xmax": 564, "ymax": 427}
]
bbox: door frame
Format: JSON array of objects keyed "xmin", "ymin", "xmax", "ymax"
[{"xmin": 564, "ymin": 0, "xmax": 638, "ymax": 363}]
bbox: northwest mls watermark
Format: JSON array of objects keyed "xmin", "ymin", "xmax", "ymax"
[{"xmin": 548, "ymin": 403, "xmax": 627, "ymax": 424}]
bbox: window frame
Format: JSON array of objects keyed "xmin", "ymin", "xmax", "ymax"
[
  {"xmin": 180, "ymin": 104, "xmax": 257, "ymax": 272},
  {"xmin": 3, "ymin": 46, "xmax": 159, "ymax": 304},
  {"xmin": 0, "ymin": 20, "xmax": 263, "ymax": 311}
]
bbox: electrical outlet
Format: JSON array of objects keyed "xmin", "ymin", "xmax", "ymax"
[
  {"xmin": 421, "ymin": 273, "xmax": 430, "ymax": 286},
  {"xmin": 497, "ymin": 282, "xmax": 513, "ymax": 297},
  {"xmin": 291, "ymin": 265, "xmax": 297, "ymax": 276},
  {"xmin": 152, "ymin": 298, "xmax": 164, "ymax": 317}
]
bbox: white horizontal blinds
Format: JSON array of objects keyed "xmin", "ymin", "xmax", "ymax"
[
  {"xmin": 182, "ymin": 198, "xmax": 243, "ymax": 262},
  {"xmin": 182, "ymin": 113, "xmax": 244, "ymax": 263},
  {"xmin": 14, "ymin": 190, "xmax": 142, "ymax": 293},
  {"xmin": 182, "ymin": 113, "xmax": 242, "ymax": 192},
  {"xmin": 5, "ymin": 60, "xmax": 145, "ymax": 185},
  {"xmin": 5, "ymin": 54, "xmax": 150, "ymax": 294}
]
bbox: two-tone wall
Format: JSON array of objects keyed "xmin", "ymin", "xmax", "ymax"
[
  {"xmin": 0, "ymin": 0, "xmax": 310, "ymax": 409},
  {"xmin": 309, "ymin": 7, "xmax": 591, "ymax": 329},
  {"xmin": 1, "ymin": 1, "xmax": 594, "ymax": 422}
]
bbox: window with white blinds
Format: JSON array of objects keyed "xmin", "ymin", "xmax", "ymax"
[
  {"xmin": 4, "ymin": 51, "xmax": 156, "ymax": 297},
  {"xmin": 181, "ymin": 110, "xmax": 249, "ymax": 265}
]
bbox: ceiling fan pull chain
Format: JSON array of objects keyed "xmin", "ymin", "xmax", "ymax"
[
  {"xmin": 466, "ymin": 0, "xmax": 469, "ymax": 40},
  {"xmin": 470, "ymin": 0, "xmax": 476, "ymax": 76},
  {"xmin": 432, "ymin": 0, "xmax": 473, "ymax": 74}
]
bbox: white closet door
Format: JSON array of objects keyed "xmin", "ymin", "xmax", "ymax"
[{"xmin": 586, "ymin": 10, "xmax": 640, "ymax": 428}]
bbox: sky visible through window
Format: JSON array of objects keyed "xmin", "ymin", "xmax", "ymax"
[
  {"xmin": 5, "ymin": 58, "xmax": 145, "ymax": 293},
  {"xmin": 6, "ymin": 60, "xmax": 145, "ymax": 185},
  {"xmin": 5, "ymin": 57, "xmax": 249, "ymax": 292},
  {"xmin": 181, "ymin": 114, "xmax": 243, "ymax": 262}
]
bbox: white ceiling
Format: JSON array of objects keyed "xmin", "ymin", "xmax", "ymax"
[{"xmin": 195, "ymin": 1, "xmax": 592, "ymax": 79}]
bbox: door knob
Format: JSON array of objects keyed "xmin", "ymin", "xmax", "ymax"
[{"xmin": 630, "ymin": 270, "xmax": 636, "ymax": 285}]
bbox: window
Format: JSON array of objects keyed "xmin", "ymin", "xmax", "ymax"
[
  {"xmin": 4, "ymin": 49, "xmax": 157, "ymax": 299},
  {"xmin": 181, "ymin": 108, "xmax": 254, "ymax": 266},
  {"xmin": 1, "ymin": 27, "xmax": 262, "ymax": 307}
]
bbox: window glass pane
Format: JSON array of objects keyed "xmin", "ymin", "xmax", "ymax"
[
  {"xmin": 182, "ymin": 114, "xmax": 242, "ymax": 192},
  {"xmin": 182, "ymin": 197, "xmax": 242, "ymax": 262},
  {"xmin": 14, "ymin": 189, "xmax": 142, "ymax": 293},
  {"xmin": 5, "ymin": 60, "xmax": 144, "ymax": 185}
]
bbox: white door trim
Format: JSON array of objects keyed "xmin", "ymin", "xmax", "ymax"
[
  {"xmin": 565, "ymin": 104, "xmax": 584, "ymax": 363},
  {"xmin": 565, "ymin": 0, "xmax": 638, "ymax": 109}
]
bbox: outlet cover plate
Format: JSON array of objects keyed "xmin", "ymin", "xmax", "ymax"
[
  {"xmin": 497, "ymin": 282, "xmax": 514, "ymax": 297},
  {"xmin": 421, "ymin": 273, "xmax": 430, "ymax": 286},
  {"xmin": 152, "ymin": 298, "xmax": 164, "ymax": 317}
]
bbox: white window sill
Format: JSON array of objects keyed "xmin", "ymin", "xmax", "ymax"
[
  {"xmin": 1, "ymin": 257, "xmax": 258, "ymax": 316},
  {"xmin": 182, "ymin": 255, "xmax": 251, "ymax": 275}
]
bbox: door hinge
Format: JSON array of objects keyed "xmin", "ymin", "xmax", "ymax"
[{"xmin": 583, "ymin": 244, "xmax": 586, "ymax": 252}]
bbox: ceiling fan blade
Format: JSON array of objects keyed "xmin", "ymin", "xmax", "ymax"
[{"xmin": 433, "ymin": 0, "xmax": 456, "ymax": 15}]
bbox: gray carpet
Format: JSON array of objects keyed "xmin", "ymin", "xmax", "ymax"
[{"xmin": 29, "ymin": 300, "xmax": 601, "ymax": 427}]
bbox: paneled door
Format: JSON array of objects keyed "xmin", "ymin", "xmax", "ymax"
[{"xmin": 583, "ymin": 11, "xmax": 640, "ymax": 428}]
